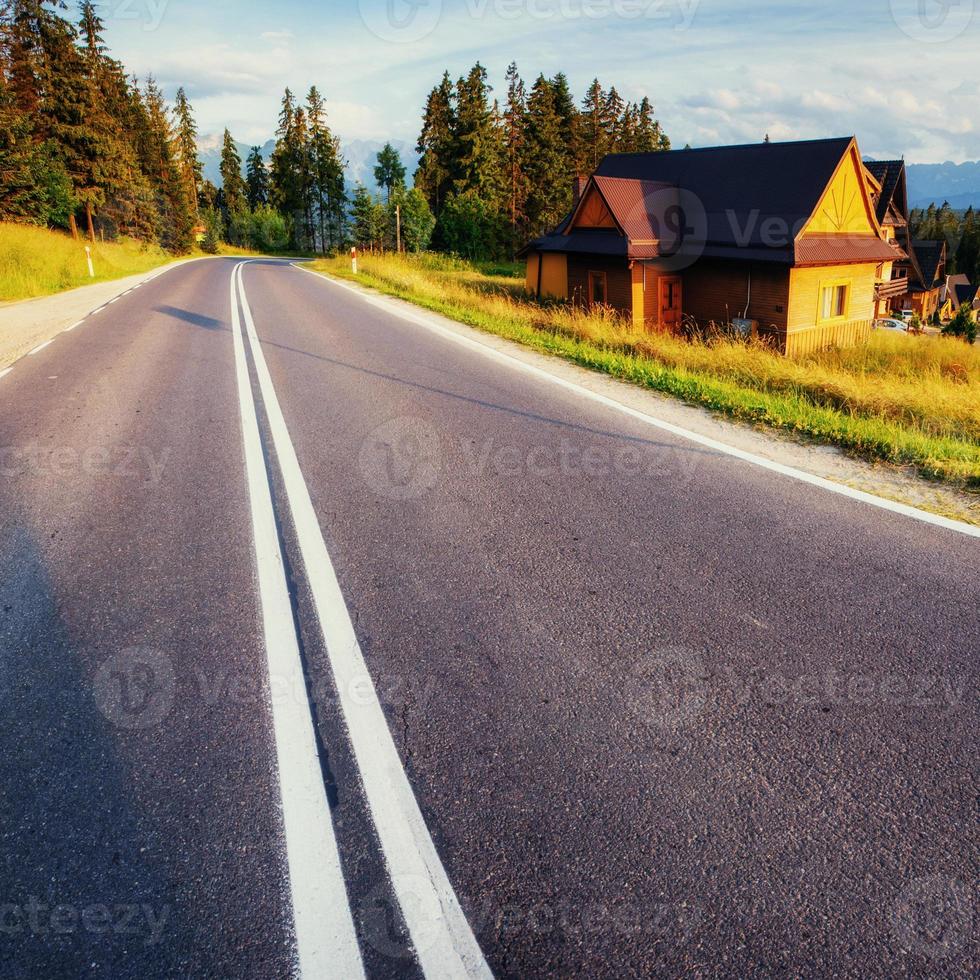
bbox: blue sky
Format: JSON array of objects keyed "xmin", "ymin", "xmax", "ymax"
[{"xmin": 93, "ymin": 0, "xmax": 978, "ymax": 162}]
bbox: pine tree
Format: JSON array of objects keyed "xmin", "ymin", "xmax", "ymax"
[
  {"xmin": 415, "ymin": 71, "xmax": 455, "ymax": 216},
  {"xmin": 350, "ymin": 184, "xmax": 385, "ymax": 252},
  {"xmin": 173, "ymin": 86, "xmax": 201, "ymax": 216},
  {"xmin": 245, "ymin": 146, "xmax": 269, "ymax": 209},
  {"xmin": 374, "ymin": 142, "xmax": 405, "ymax": 203},
  {"xmin": 580, "ymin": 79, "xmax": 608, "ymax": 172},
  {"xmin": 503, "ymin": 62, "xmax": 528, "ymax": 252},
  {"xmin": 452, "ymin": 63, "xmax": 504, "ymax": 205},
  {"xmin": 523, "ymin": 74, "xmax": 568, "ymax": 237},
  {"xmin": 306, "ymin": 86, "xmax": 346, "ymax": 252},
  {"xmin": 135, "ymin": 77, "xmax": 193, "ymax": 252},
  {"xmin": 219, "ymin": 128, "xmax": 246, "ymax": 215},
  {"xmin": 635, "ymin": 97, "xmax": 669, "ymax": 152}
]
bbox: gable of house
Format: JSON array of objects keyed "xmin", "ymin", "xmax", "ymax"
[
  {"xmin": 800, "ymin": 143, "xmax": 881, "ymax": 238},
  {"xmin": 570, "ymin": 186, "xmax": 618, "ymax": 229}
]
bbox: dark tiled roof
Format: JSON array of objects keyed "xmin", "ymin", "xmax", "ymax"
[
  {"xmin": 911, "ymin": 240, "xmax": 946, "ymax": 288},
  {"xmin": 864, "ymin": 160, "xmax": 906, "ymax": 226},
  {"xmin": 593, "ymin": 137, "xmax": 855, "ymax": 250},
  {"xmin": 795, "ymin": 234, "xmax": 904, "ymax": 266}
]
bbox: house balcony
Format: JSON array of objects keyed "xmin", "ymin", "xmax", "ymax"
[{"xmin": 875, "ymin": 277, "xmax": 910, "ymax": 301}]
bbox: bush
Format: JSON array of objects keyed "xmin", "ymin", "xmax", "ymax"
[{"xmin": 942, "ymin": 305, "xmax": 977, "ymax": 344}]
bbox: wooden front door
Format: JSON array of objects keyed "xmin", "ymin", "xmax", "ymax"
[{"xmin": 659, "ymin": 276, "xmax": 682, "ymax": 329}]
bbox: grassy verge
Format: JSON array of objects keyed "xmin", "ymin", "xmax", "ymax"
[
  {"xmin": 0, "ymin": 223, "xmax": 190, "ymax": 301},
  {"xmin": 309, "ymin": 252, "xmax": 980, "ymax": 490}
]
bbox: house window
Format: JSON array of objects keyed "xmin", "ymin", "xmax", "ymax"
[
  {"xmin": 819, "ymin": 282, "xmax": 849, "ymax": 320},
  {"xmin": 588, "ymin": 271, "xmax": 607, "ymax": 306}
]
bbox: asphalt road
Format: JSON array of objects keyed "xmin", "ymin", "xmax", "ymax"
[{"xmin": 0, "ymin": 257, "xmax": 976, "ymax": 978}]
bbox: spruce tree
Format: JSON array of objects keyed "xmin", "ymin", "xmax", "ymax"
[
  {"xmin": 219, "ymin": 128, "xmax": 246, "ymax": 214},
  {"xmin": 415, "ymin": 71, "xmax": 455, "ymax": 216},
  {"xmin": 173, "ymin": 87, "xmax": 202, "ymax": 216},
  {"xmin": 503, "ymin": 62, "xmax": 528, "ymax": 252},
  {"xmin": 374, "ymin": 142, "xmax": 405, "ymax": 203},
  {"xmin": 245, "ymin": 146, "xmax": 269, "ymax": 209},
  {"xmin": 523, "ymin": 74, "xmax": 569, "ymax": 238},
  {"xmin": 306, "ymin": 86, "xmax": 345, "ymax": 252}
]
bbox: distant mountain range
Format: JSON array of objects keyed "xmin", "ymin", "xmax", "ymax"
[
  {"xmin": 906, "ymin": 161, "xmax": 980, "ymax": 210},
  {"xmin": 197, "ymin": 133, "xmax": 418, "ymax": 196},
  {"xmin": 200, "ymin": 135, "xmax": 980, "ymax": 211}
]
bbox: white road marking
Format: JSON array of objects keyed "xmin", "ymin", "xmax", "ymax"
[
  {"xmin": 28, "ymin": 340, "xmax": 53, "ymax": 355},
  {"xmin": 92, "ymin": 305, "xmax": 107, "ymax": 314},
  {"xmin": 107, "ymin": 297, "xmax": 119, "ymax": 304},
  {"xmin": 0, "ymin": 368, "xmax": 12, "ymax": 380},
  {"xmin": 294, "ymin": 263, "xmax": 980, "ymax": 541},
  {"xmin": 236, "ymin": 262, "xmax": 493, "ymax": 980},
  {"xmin": 228, "ymin": 265, "xmax": 365, "ymax": 980},
  {"xmin": 64, "ymin": 321, "xmax": 84, "ymax": 332}
]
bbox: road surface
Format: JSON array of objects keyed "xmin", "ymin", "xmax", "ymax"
[{"xmin": 0, "ymin": 258, "xmax": 976, "ymax": 978}]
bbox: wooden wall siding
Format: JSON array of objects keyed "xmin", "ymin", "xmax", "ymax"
[
  {"xmin": 525, "ymin": 253, "xmax": 539, "ymax": 294},
  {"xmin": 785, "ymin": 319, "xmax": 873, "ymax": 357},
  {"xmin": 681, "ymin": 259, "xmax": 790, "ymax": 333},
  {"xmin": 801, "ymin": 143, "xmax": 879, "ymax": 236},
  {"xmin": 631, "ymin": 264, "xmax": 645, "ymax": 326},
  {"xmin": 568, "ymin": 256, "xmax": 633, "ymax": 314},
  {"xmin": 787, "ymin": 262, "xmax": 878, "ymax": 333},
  {"xmin": 540, "ymin": 253, "xmax": 568, "ymax": 298},
  {"xmin": 572, "ymin": 187, "xmax": 617, "ymax": 229}
]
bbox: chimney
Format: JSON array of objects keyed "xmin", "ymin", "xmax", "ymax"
[{"xmin": 572, "ymin": 176, "xmax": 588, "ymax": 205}]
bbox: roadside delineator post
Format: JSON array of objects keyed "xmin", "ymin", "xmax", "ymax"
[
  {"xmin": 351, "ymin": 246, "xmax": 358, "ymax": 275},
  {"xmin": 85, "ymin": 246, "xmax": 95, "ymax": 279}
]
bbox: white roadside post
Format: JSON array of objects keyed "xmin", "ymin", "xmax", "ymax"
[
  {"xmin": 85, "ymin": 246, "xmax": 95, "ymax": 278},
  {"xmin": 351, "ymin": 246, "xmax": 358, "ymax": 275}
]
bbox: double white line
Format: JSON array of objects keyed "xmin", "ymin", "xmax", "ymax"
[{"xmin": 230, "ymin": 262, "xmax": 491, "ymax": 980}]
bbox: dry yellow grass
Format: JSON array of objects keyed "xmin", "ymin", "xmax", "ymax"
[
  {"xmin": 312, "ymin": 252, "xmax": 980, "ymax": 488},
  {"xmin": 0, "ymin": 223, "xmax": 177, "ymax": 302}
]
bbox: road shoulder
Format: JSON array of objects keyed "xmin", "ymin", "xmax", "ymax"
[{"xmin": 0, "ymin": 257, "xmax": 221, "ymax": 370}]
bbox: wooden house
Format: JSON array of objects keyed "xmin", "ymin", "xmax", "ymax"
[
  {"xmin": 940, "ymin": 273, "xmax": 978, "ymax": 322},
  {"xmin": 863, "ymin": 160, "xmax": 948, "ymax": 322},
  {"xmin": 522, "ymin": 137, "xmax": 904, "ymax": 355}
]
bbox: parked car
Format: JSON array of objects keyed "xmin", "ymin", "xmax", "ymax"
[
  {"xmin": 874, "ymin": 318, "xmax": 909, "ymax": 332},
  {"xmin": 897, "ymin": 309, "xmax": 916, "ymax": 322}
]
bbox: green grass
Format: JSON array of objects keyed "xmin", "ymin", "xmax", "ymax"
[
  {"xmin": 0, "ymin": 223, "xmax": 183, "ymax": 302},
  {"xmin": 309, "ymin": 252, "xmax": 980, "ymax": 490}
]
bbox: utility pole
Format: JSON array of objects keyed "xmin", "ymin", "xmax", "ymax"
[{"xmin": 396, "ymin": 204, "xmax": 402, "ymax": 253}]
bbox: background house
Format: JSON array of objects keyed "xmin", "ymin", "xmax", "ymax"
[{"xmin": 522, "ymin": 137, "xmax": 902, "ymax": 356}]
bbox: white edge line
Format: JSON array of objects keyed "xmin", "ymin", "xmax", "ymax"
[
  {"xmin": 0, "ymin": 368, "xmax": 12, "ymax": 380},
  {"xmin": 292, "ymin": 262, "xmax": 980, "ymax": 541},
  {"xmin": 28, "ymin": 340, "xmax": 53, "ymax": 355},
  {"xmin": 229, "ymin": 264, "xmax": 365, "ymax": 980},
  {"xmin": 64, "ymin": 321, "xmax": 84, "ymax": 332},
  {"xmin": 238, "ymin": 261, "xmax": 493, "ymax": 980}
]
